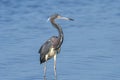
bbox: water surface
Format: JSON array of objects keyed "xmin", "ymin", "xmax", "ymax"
[{"xmin": 0, "ymin": 0, "xmax": 120, "ymax": 80}]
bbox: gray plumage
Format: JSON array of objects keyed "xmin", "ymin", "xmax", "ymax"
[
  {"xmin": 38, "ymin": 14, "xmax": 73, "ymax": 77},
  {"xmin": 39, "ymin": 36, "xmax": 60, "ymax": 63}
]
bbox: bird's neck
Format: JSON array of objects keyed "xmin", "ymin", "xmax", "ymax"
[
  {"xmin": 51, "ymin": 20, "xmax": 64, "ymax": 49},
  {"xmin": 52, "ymin": 21, "xmax": 63, "ymax": 36}
]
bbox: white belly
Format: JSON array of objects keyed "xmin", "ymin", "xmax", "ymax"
[{"xmin": 48, "ymin": 48, "xmax": 56, "ymax": 58}]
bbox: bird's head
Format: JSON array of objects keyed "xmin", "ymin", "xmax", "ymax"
[{"xmin": 48, "ymin": 14, "xmax": 74, "ymax": 21}]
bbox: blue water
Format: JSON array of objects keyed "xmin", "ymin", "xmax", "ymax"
[{"xmin": 0, "ymin": 0, "xmax": 120, "ymax": 80}]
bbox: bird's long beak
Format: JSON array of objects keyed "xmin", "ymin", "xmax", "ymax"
[{"xmin": 59, "ymin": 16, "xmax": 74, "ymax": 21}]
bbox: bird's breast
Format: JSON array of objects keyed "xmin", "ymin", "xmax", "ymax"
[{"xmin": 48, "ymin": 48, "xmax": 56, "ymax": 58}]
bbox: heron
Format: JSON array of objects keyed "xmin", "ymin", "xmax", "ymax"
[{"xmin": 38, "ymin": 14, "xmax": 73, "ymax": 77}]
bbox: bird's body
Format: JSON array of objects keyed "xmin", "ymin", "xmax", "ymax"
[
  {"xmin": 38, "ymin": 14, "xmax": 73, "ymax": 78},
  {"xmin": 39, "ymin": 36, "xmax": 61, "ymax": 63}
]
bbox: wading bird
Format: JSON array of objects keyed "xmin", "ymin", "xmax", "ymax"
[{"xmin": 38, "ymin": 14, "xmax": 73, "ymax": 77}]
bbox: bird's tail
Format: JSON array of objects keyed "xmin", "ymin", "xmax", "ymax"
[{"xmin": 40, "ymin": 56, "xmax": 45, "ymax": 64}]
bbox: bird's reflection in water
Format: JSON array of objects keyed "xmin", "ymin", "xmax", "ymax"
[
  {"xmin": 44, "ymin": 76, "xmax": 47, "ymax": 80},
  {"xmin": 43, "ymin": 75, "xmax": 57, "ymax": 80}
]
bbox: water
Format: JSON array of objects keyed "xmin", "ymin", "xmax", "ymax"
[{"xmin": 0, "ymin": 0, "xmax": 120, "ymax": 80}]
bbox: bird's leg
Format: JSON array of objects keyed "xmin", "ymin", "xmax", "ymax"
[
  {"xmin": 54, "ymin": 54, "xmax": 57, "ymax": 78},
  {"xmin": 44, "ymin": 62, "xmax": 46, "ymax": 77},
  {"xmin": 44, "ymin": 55, "xmax": 48, "ymax": 77}
]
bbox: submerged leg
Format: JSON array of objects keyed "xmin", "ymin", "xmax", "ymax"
[{"xmin": 54, "ymin": 54, "xmax": 57, "ymax": 78}]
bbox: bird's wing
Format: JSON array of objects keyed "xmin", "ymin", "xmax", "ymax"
[
  {"xmin": 39, "ymin": 39, "xmax": 52, "ymax": 54},
  {"xmin": 38, "ymin": 39, "xmax": 52, "ymax": 63}
]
